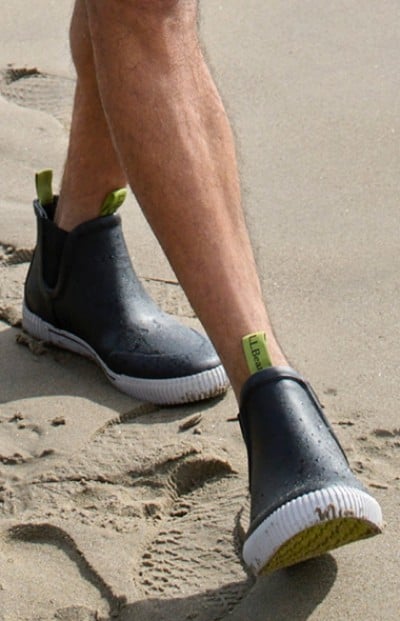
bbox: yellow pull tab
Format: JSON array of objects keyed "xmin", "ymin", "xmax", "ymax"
[
  {"xmin": 242, "ymin": 332, "xmax": 272, "ymax": 374},
  {"xmin": 35, "ymin": 169, "xmax": 54, "ymax": 206},
  {"xmin": 100, "ymin": 188, "xmax": 127, "ymax": 216}
]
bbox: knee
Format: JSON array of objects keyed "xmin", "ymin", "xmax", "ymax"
[
  {"xmin": 87, "ymin": 0, "xmax": 197, "ymax": 31},
  {"xmin": 102, "ymin": 0, "xmax": 193, "ymax": 15},
  {"xmin": 86, "ymin": 0, "xmax": 199, "ymax": 66},
  {"xmin": 121, "ymin": 0, "xmax": 187, "ymax": 13}
]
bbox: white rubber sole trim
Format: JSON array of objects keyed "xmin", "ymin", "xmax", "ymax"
[
  {"xmin": 22, "ymin": 303, "xmax": 229, "ymax": 405},
  {"xmin": 243, "ymin": 484, "xmax": 383, "ymax": 575}
]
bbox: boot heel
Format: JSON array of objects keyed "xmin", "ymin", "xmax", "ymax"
[
  {"xmin": 22, "ymin": 302, "xmax": 50, "ymax": 342},
  {"xmin": 23, "ymin": 302, "xmax": 94, "ymax": 359}
]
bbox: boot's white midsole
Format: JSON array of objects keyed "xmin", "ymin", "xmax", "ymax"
[
  {"xmin": 22, "ymin": 303, "xmax": 229, "ymax": 405},
  {"xmin": 243, "ymin": 484, "xmax": 383, "ymax": 574}
]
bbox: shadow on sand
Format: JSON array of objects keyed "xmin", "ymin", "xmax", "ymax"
[
  {"xmin": 0, "ymin": 325, "xmax": 226, "ymax": 422},
  {"xmin": 117, "ymin": 554, "xmax": 337, "ymax": 621}
]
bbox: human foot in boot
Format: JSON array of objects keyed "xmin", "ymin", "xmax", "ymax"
[
  {"xmin": 23, "ymin": 171, "xmax": 228, "ymax": 405},
  {"xmin": 239, "ymin": 335, "xmax": 383, "ymax": 575}
]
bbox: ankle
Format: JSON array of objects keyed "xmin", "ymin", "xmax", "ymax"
[
  {"xmin": 54, "ymin": 198, "xmax": 99, "ymax": 232},
  {"xmin": 55, "ymin": 184, "xmax": 127, "ymax": 232},
  {"xmin": 229, "ymin": 332, "xmax": 289, "ymax": 401}
]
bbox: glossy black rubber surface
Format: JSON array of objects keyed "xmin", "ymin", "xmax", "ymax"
[
  {"xmin": 239, "ymin": 367, "xmax": 364, "ymax": 537},
  {"xmin": 25, "ymin": 199, "xmax": 222, "ymax": 380}
]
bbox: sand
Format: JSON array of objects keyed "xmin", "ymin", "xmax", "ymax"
[{"xmin": 0, "ymin": 1, "xmax": 399, "ymax": 620}]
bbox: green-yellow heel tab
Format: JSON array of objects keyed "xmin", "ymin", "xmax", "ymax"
[
  {"xmin": 35, "ymin": 169, "xmax": 54, "ymax": 206},
  {"xmin": 242, "ymin": 332, "xmax": 272, "ymax": 375},
  {"xmin": 100, "ymin": 188, "xmax": 127, "ymax": 217}
]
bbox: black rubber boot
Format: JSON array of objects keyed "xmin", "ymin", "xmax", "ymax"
[
  {"xmin": 23, "ymin": 197, "xmax": 228, "ymax": 404},
  {"xmin": 239, "ymin": 367, "xmax": 383, "ymax": 575}
]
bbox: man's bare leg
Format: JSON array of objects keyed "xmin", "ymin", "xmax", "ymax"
[
  {"xmin": 55, "ymin": 0, "xmax": 383, "ymax": 576},
  {"xmin": 55, "ymin": 0, "xmax": 127, "ymax": 232},
  {"xmin": 25, "ymin": 0, "xmax": 227, "ymax": 406},
  {"xmin": 82, "ymin": 0, "xmax": 287, "ymax": 398}
]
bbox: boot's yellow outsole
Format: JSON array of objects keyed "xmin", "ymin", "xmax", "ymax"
[{"xmin": 261, "ymin": 517, "xmax": 382, "ymax": 575}]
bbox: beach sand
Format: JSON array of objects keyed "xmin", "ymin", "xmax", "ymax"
[{"xmin": 0, "ymin": 1, "xmax": 399, "ymax": 619}]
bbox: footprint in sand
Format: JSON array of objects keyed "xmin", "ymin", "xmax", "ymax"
[
  {"xmin": 353, "ymin": 427, "xmax": 400, "ymax": 490},
  {"xmin": 136, "ymin": 457, "xmax": 251, "ymax": 610},
  {"xmin": 0, "ymin": 67, "xmax": 75, "ymax": 128},
  {"xmin": 1, "ymin": 408, "xmax": 252, "ymax": 621}
]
